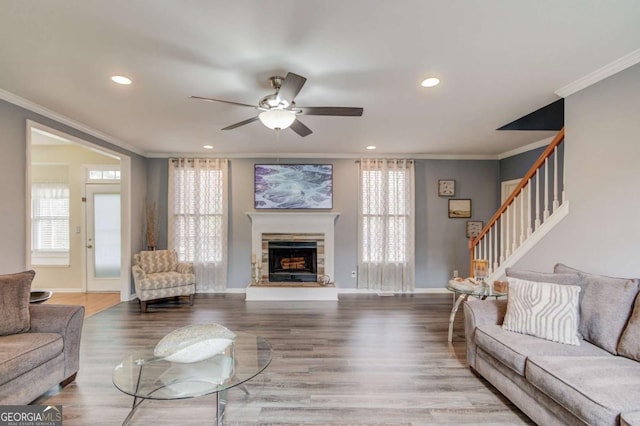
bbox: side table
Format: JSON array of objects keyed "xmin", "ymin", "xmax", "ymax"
[
  {"xmin": 30, "ymin": 290, "xmax": 53, "ymax": 304},
  {"xmin": 446, "ymin": 281, "xmax": 506, "ymax": 342}
]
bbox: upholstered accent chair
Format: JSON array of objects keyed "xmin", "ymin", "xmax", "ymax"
[{"xmin": 132, "ymin": 250, "xmax": 196, "ymax": 313}]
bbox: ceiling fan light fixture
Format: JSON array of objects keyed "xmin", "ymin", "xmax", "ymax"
[{"xmin": 259, "ymin": 109, "xmax": 296, "ymax": 130}]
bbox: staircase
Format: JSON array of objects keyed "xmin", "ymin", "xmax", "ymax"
[{"xmin": 470, "ymin": 128, "xmax": 569, "ymax": 282}]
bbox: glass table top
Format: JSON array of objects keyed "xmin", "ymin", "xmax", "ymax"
[
  {"xmin": 446, "ymin": 280, "xmax": 507, "ymax": 298},
  {"xmin": 113, "ymin": 332, "xmax": 272, "ymax": 400}
]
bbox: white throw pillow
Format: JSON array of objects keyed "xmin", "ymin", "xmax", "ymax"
[
  {"xmin": 502, "ymin": 277, "xmax": 581, "ymax": 346},
  {"xmin": 154, "ymin": 323, "xmax": 236, "ymax": 363}
]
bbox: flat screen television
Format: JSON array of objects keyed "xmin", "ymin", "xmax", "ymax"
[{"xmin": 254, "ymin": 164, "xmax": 333, "ymax": 209}]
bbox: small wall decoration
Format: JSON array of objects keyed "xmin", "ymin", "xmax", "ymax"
[
  {"xmin": 448, "ymin": 199, "xmax": 471, "ymax": 218},
  {"xmin": 466, "ymin": 221, "xmax": 484, "ymax": 238},
  {"xmin": 438, "ymin": 179, "xmax": 455, "ymax": 197}
]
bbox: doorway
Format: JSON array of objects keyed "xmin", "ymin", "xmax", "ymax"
[
  {"xmin": 27, "ymin": 121, "xmax": 132, "ymax": 300},
  {"xmin": 85, "ymin": 183, "xmax": 121, "ymax": 291}
]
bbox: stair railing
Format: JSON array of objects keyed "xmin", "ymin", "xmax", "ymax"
[{"xmin": 469, "ymin": 128, "xmax": 565, "ymax": 277}]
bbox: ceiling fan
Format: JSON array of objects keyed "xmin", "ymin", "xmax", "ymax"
[{"xmin": 191, "ymin": 72, "xmax": 363, "ymax": 137}]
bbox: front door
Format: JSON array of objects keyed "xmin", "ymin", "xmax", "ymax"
[{"xmin": 86, "ymin": 184, "xmax": 121, "ymax": 291}]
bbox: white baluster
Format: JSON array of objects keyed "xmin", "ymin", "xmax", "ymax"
[
  {"xmin": 483, "ymin": 233, "xmax": 487, "ymax": 270},
  {"xmin": 512, "ymin": 197, "xmax": 518, "ymax": 253},
  {"xmin": 544, "ymin": 157, "xmax": 550, "ymax": 220},
  {"xmin": 488, "ymin": 228, "xmax": 493, "ymax": 275},
  {"xmin": 505, "ymin": 205, "xmax": 511, "ymax": 257},
  {"xmin": 520, "ymin": 187, "xmax": 525, "ymax": 245},
  {"xmin": 561, "ymin": 142, "xmax": 566, "ymax": 204},
  {"xmin": 526, "ymin": 182, "xmax": 533, "ymax": 237},
  {"xmin": 494, "ymin": 220, "xmax": 499, "ymax": 270},
  {"xmin": 553, "ymin": 147, "xmax": 559, "ymax": 211},
  {"xmin": 535, "ymin": 169, "xmax": 541, "ymax": 229}
]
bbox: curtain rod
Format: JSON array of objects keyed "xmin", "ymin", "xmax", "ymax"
[
  {"xmin": 169, "ymin": 158, "xmax": 227, "ymax": 163},
  {"xmin": 354, "ymin": 159, "xmax": 414, "ymax": 164}
]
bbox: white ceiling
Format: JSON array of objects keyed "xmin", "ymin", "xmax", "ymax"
[{"xmin": 1, "ymin": 1, "xmax": 639, "ymax": 157}]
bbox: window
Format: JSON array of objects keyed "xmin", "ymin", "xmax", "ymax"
[
  {"xmin": 172, "ymin": 168, "xmax": 224, "ymax": 262},
  {"xmin": 361, "ymin": 169, "xmax": 409, "ymax": 263},
  {"xmin": 168, "ymin": 158, "xmax": 229, "ymax": 292},
  {"xmin": 86, "ymin": 166, "xmax": 121, "ymax": 182},
  {"xmin": 31, "ymin": 183, "xmax": 70, "ymax": 265},
  {"xmin": 358, "ymin": 159, "xmax": 415, "ymax": 291}
]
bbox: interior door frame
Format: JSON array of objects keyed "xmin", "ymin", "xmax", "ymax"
[
  {"xmin": 26, "ymin": 120, "xmax": 132, "ymax": 301},
  {"xmin": 501, "ymin": 179, "xmax": 521, "ymax": 203}
]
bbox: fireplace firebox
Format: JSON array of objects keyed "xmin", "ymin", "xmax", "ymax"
[{"xmin": 268, "ymin": 241, "xmax": 317, "ymax": 282}]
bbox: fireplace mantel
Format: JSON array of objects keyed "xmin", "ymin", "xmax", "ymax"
[{"xmin": 246, "ymin": 212, "xmax": 340, "ymax": 301}]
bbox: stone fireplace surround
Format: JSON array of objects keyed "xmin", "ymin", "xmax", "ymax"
[{"xmin": 245, "ymin": 212, "xmax": 339, "ymax": 301}]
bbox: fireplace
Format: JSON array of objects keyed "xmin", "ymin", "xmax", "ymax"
[
  {"xmin": 268, "ymin": 241, "xmax": 317, "ymax": 282},
  {"xmin": 246, "ymin": 212, "xmax": 339, "ymax": 301}
]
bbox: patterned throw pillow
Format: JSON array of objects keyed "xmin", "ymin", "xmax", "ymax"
[
  {"xmin": 503, "ymin": 277, "xmax": 581, "ymax": 346},
  {"xmin": 139, "ymin": 250, "xmax": 178, "ymax": 274}
]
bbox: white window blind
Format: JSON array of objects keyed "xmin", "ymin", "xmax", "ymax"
[
  {"xmin": 361, "ymin": 169, "xmax": 409, "ymax": 263},
  {"xmin": 172, "ymin": 168, "xmax": 224, "ymax": 263},
  {"xmin": 358, "ymin": 159, "xmax": 415, "ymax": 292},
  {"xmin": 31, "ymin": 183, "xmax": 70, "ymax": 264},
  {"xmin": 168, "ymin": 158, "xmax": 229, "ymax": 291}
]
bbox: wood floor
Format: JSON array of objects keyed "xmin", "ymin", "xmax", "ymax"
[
  {"xmin": 46, "ymin": 292, "xmax": 121, "ymax": 318},
  {"xmin": 41, "ymin": 293, "xmax": 532, "ymax": 425}
]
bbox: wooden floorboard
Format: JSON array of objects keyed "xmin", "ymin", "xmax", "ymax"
[
  {"xmin": 46, "ymin": 292, "xmax": 121, "ymax": 318},
  {"xmin": 40, "ymin": 293, "xmax": 532, "ymax": 425}
]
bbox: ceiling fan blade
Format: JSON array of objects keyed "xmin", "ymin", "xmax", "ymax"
[
  {"xmin": 221, "ymin": 116, "xmax": 259, "ymax": 130},
  {"xmin": 289, "ymin": 119, "xmax": 313, "ymax": 137},
  {"xmin": 297, "ymin": 107, "xmax": 363, "ymax": 116},
  {"xmin": 190, "ymin": 96, "xmax": 256, "ymax": 109},
  {"xmin": 277, "ymin": 72, "xmax": 307, "ymax": 103}
]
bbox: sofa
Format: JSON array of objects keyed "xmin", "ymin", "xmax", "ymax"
[
  {"xmin": 0, "ymin": 270, "xmax": 85, "ymax": 404},
  {"xmin": 132, "ymin": 249, "xmax": 196, "ymax": 313},
  {"xmin": 464, "ymin": 264, "xmax": 640, "ymax": 426}
]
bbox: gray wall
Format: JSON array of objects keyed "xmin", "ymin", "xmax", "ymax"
[
  {"xmin": 0, "ymin": 99, "xmax": 147, "ymax": 279},
  {"xmin": 514, "ymin": 62, "xmax": 640, "ymax": 277},
  {"xmin": 148, "ymin": 157, "xmax": 500, "ymax": 289},
  {"xmin": 500, "ymin": 146, "xmax": 545, "ymax": 182}
]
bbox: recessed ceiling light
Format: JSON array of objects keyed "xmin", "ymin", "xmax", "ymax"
[
  {"xmin": 111, "ymin": 75, "xmax": 132, "ymax": 85},
  {"xmin": 421, "ymin": 77, "xmax": 440, "ymax": 88},
  {"xmin": 203, "ymin": 145, "xmax": 213, "ymax": 149},
  {"xmin": 366, "ymin": 145, "xmax": 377, "ymax": 150}
]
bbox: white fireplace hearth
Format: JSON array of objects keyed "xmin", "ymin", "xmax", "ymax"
[{"xmin": 245, "ymin": 212, "xmax": 340, "ymax": 301}]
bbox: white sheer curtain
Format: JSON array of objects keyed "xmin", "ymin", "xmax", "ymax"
[
  {"xmin": 168, "ymin": 158, "xmax": 228, "ymax": 291},
  {"xmin": 358, "ymin": 159, "xmax": 415, "ymax": 292}
]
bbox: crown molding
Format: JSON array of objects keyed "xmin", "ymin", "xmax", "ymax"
[
  {"xmin": 2, "ymin": 88, "xmax": 551, "ymax": 162},
  {"xmin": 145, "ymin": 151, "xmax": 498, "ymax": 160},
  {"xmin": 0, "ymin": 88, "xmax": 144, "ymax": 156},
  {"xmin": 555, "ymin": 48, "xmax": 640, "ymax": 98},
  {"xmin": 497, "ymin": 136, "xmax": 554, "ymax": 160}
]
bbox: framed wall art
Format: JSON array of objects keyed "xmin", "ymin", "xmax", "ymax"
[
  {"xmin": 466, "ymin": 221, "xmax": 484, "ymax": 238},
  {"xmin": 438, "ymin": 179, "xmax": 455, "ymax": 197},
  {"xmin": 448, "ymin": 199, "xmax": 471, "ymax": 218},
  {"xmin": 254, "ymin": 164, "xmax": 333, "ymax": 209}
]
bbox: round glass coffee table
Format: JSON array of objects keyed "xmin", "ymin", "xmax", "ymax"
[
  {"xmin": 113, "ymin": 332, "xmax": 272, "ymax": 425},
  {"xmin": 446, "ymin": 281, "xmax": 507, "ymax": 342}
]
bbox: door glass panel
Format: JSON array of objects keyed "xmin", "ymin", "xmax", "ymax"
[{"xmin": 94, "ymin": 193, "xmax": 121, "ymax": 278}]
